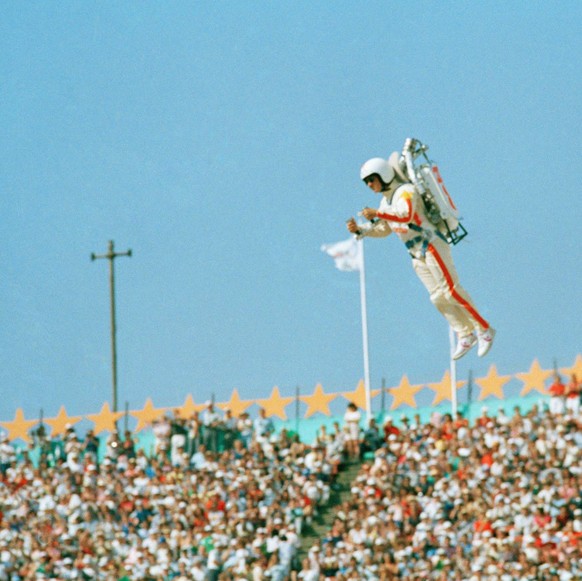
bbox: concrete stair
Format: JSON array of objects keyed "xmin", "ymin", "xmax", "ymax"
[{"xmin": 297, "ymin": 459, "xmax": 363, "ymax": 557}]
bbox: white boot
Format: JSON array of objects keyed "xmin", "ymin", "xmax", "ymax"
[
  {"xmin": 452, "ymin": 334, "xmax": 477, "ymax": 360},
  {"xmin": 478, "ymin": 328, "xmax": 496, "ymax": 357}
]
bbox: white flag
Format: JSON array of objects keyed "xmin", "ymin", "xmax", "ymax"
[{"xmin": 321, "ymin": 237, "xmax": 362, "ymax": 272}]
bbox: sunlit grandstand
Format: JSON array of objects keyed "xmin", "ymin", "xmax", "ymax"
[{"xmin": 1, "ymin": 357, "xmax": 580, "ymax": 579}]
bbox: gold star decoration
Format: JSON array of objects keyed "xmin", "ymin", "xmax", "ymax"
[
  {"xmin": 515, "ymin": 358, "xmax": 553, "ymax": 396},
  {"xmin": 43, "ymin": 406, "xmax": 83, "ymax": 437},
  {"xmin": 426, "ymin": 370, "xmax": 467, "ymax": 407},
  {"xmin": 342, "ymin": 379, "xmax": 382, "ymax": 410},
  {"xmin": 299, "ymin": 383, "xmax": 338, "ymax": 418},
  {"xmin": 256, "ymin": 386, "xmax": 295, "ymax": 420},
  {"xmin": 217, "ymin": 388, "xmax": 254, "ymax": 417},
  {"xmin": 560, "ymin": 354, "xmax": 582, "ymax": 380},
  {"xmin": 475, "ymin": 364, "xmax": 512, "ymax": 401},
  {"xmin": 86, "ymin": 402, "xmax": 125, "ymax": 435},
  {"xmin": 0, "ymin": 408, "xmax": 38, "ymax": 443},
  {"xmin": 130, "ymin": 398, "xmax": 167, "ymax": 432},
  {"xmin": 173, "ymin": 395, "xmax": 205, "ymax": 419},
  {"xmin": 388, "ymin": 375, "xmax": 424, "ymax": 410}
]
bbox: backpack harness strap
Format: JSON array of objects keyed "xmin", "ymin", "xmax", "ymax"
[{"xmin": 405, "ymin": 224, "xmax": 447, "ymax": 258}]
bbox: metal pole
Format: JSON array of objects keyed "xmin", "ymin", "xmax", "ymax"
[
  {"xmin": 358, "ymin": 238, "xmax": 372, "ymax": 423},
  {"xmin": 295, "ymin": 385, "xmax": 300, "ymax": 438},
  {"xmin": 380, "ymin": 377, "xmax": 386, "ymax": 422},
  {"xmin": 467, "ymin": 369, "xmax": 473, "ymax": 422},
  {"xmin": 449, "ymin": 326, "xmax": 458, "ymax": 418},
  {"xmin": 91, "ymin": 240, "xmax": 132, "ymax": 415},
  {"xmin": 38, "ymin": 408, "xmax": 44, "ymax": 446}
]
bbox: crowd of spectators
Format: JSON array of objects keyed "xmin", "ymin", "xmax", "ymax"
[
  {"xmin": 0, "ymin": 373, "xmax": 579, "ymax": 580},
  {"xmin": 0, "ymin": 401, "xmax": 343, "ymax": 581},
  {"xmin": 301, "ymin": 376, "xmax": 581, "ymax": 580}
]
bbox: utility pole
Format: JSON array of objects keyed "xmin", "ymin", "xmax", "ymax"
[{"xmin": 91, "ymin": 240, "xmax": 132, "ymax": 415}]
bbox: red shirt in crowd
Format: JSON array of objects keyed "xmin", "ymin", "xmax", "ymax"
[
  {"xmin": 474, "ymin": 519, "xmax": 493, "ymax": 534},
  {"xmin": 383, "ymin": 422, "xmax": 400, "ymax": 438},
  {"xmin": 440, "ymin": 420, "xmax": 455, "ymax": 441},
  {"xmin": 205, "ymin": 494, "xmax": 226, "ymax": 514},
  {"xmin": 566, "ymin": 375, "xmax": 580, "ymax": 398},
  {"xmin": 548, "ymin": 376, "xmax": 565, "ymax": 397},
  {"xmin": 533, "ymin": 510, "xmax": 551, "ymax": 529}
]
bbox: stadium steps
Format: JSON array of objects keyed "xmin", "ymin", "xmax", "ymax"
[{"xmin": 297, "ymin": 459, "xmax": 363, "ymax": 557}]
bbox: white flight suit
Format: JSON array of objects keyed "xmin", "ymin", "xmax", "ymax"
[{"xmin": 359, "ymin": 182, "xmax": 490, "ymax": 338}]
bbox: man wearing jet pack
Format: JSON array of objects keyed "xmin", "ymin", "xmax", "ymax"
[{"xmin": 346, "ymin": 140, "xmax": 495, "ymax": 360}]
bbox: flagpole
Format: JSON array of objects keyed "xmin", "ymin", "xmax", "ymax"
[
  {"xmin": 358, "ymin": 238, "xmax": 372, "ymax": 423},
  {"xmin": 449, "ymin": 326, "xmax": 458, "ymax": 418}
]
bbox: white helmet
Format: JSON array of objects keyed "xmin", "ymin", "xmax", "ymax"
[{"xmin": 360, "ymin": 157, "xmax": 394, "ymax": 184}]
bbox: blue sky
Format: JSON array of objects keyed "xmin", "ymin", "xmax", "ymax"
[{"xmin": 1, "ymin": 3, "xmax": 581, "ymax": 423}]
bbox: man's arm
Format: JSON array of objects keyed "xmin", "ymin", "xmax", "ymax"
[
  {"xmin": 375, "ymin": 189, "xmax": 415, "ymax": 223},
  {"xmin": 346, "ymin": 215, "xmax": 392, "ymax": 239}
]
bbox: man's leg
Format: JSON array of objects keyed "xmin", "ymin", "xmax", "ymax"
[
  {"xmin": 424, "ymin": 240, "xmax": 495, "ymax": 357},
  {"xmin": 412, "ymin": 255, "xmax": 474, "ymax": 337},
  {"xmin": 424, "ymin": 240, "xmax": 490, "ymax": 334}
]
